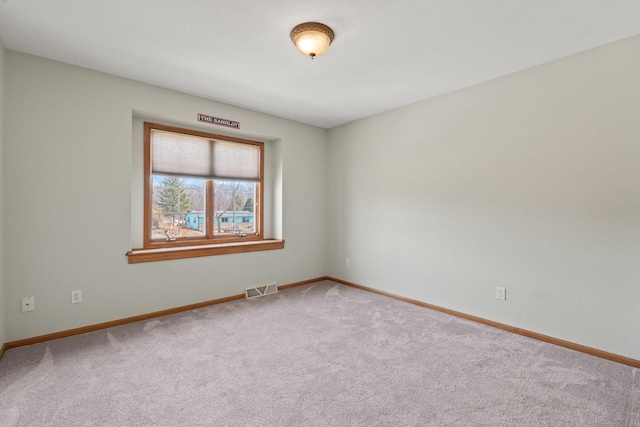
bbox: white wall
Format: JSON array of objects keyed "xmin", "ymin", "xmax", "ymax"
[
  {"xmin": 327, "ymin": 36, "xmax": 640, "ymax": 360},
  {"xmin": 0, "ymin": 39, "xmax": 5, "ymax": 347},
  {"xmin": 4, "ymin": 52, "xmax": 327, "ymax": 341}
]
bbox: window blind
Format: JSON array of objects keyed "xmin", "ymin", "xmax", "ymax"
[{"xmin": 151, "ymin": 130, "xmax": 261, "ymax": 182}]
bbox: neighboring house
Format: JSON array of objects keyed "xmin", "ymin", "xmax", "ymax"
[{"xmin": 185, "ymin": 211, "xmax": 254, "ymax": 230}]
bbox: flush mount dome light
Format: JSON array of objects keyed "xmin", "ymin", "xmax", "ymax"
[{"xmin": 290, "ymin": 22, "xmax": 334, "ymax": 59}]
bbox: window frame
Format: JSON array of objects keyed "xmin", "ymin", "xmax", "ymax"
[{"xmin": 143, "ymin": 122, "xmax": 265, "ymax": 250}]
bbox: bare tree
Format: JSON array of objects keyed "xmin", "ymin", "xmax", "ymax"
[
  {"xmin": 188, "ymin": 187, "xmax": 205, "ymax": 212},
  {"xmin": 214, "ymin": 181, "xmax": 242, "ymax": 233}
]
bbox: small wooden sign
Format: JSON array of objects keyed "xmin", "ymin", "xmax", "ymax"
[{"xmin": 198, "ymin": 113, "xmax": 240, "ymax": 129}]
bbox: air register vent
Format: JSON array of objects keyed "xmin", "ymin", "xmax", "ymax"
[{"xmin": 245, "ymin": 283, "xmax": 278, "ymax": 299}]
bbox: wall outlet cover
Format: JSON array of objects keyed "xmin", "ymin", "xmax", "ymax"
[
  {"xmin": 71, "ymin": 290, "xmax": 82, "ymax": 304},
  {"xmin": 22, "ymin": 296, "xmax": 35, "ymax": 312}
]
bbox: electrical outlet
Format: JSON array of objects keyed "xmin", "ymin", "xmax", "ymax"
[
  {"xmin": 71, "ymin": 290, "xmax": 82, "ymax": 304},
  {"xmin": 21, "ymin": 296, "xmax": 35, "ymax": 312},
  {"xmin": 345, "ymin": 258, "xmax": 350, "ymax": 267},
  {"xmin": 496, "ymin": 287, "xmax": 506, "ymax": 301}
]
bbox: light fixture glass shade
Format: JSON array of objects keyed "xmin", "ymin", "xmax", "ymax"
[{"xmin": 290, "ymin": 22, "xmax": 334, "ymax": 59}]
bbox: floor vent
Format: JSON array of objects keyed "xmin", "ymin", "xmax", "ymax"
[{"xmin": 245, "ymin": 284, "xmax": 278, "ymax": 299}]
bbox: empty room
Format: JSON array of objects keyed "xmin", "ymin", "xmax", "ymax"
[{"xmin": 0, "ymin": 1, "xmax": 639, "ymax": 426}]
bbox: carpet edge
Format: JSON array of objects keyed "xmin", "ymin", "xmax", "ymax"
[
  {"xmin": 327, "ymin": 276, "xmax": 640, "ymax": 369},
  {"xmin": 1, "ymin": 276, "xmax": 329, "ymax": 356}
]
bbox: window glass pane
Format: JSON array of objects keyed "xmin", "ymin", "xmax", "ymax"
[
  {"xmin": 151, "ymin": 175, "xmax": 206, "ymax": 240},
  {"xmin": 213, "ymin": 180, "xmax": 256, "ymax": 236}
]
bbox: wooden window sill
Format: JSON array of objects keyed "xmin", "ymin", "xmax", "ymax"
[{"xmin": 127, "ymin": 239, "xmax": 285, "ymax": 263}]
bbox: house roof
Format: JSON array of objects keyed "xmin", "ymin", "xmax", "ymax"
[{"xmin": 186, "ymin": 211, "xmax": 254, "ymax": 217}]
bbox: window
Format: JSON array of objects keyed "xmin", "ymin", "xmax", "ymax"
[{"xmin": 144, "ymin": 122, "xmax": 264, "ymax": 249}]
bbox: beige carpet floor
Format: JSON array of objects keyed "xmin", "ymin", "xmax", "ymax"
[{"xmin": 0, "ymin": 280, "xmax": 638, "ymax": 426}]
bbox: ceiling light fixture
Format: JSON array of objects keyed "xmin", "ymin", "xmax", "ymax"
[{"xmin": 290, "ymin": 22, "xmax": 335, "ymax": 59}]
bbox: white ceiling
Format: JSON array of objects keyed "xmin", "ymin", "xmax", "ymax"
[{"xmin": 1, "ymin": 1, "xmax": 639, "ymax": 129}]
